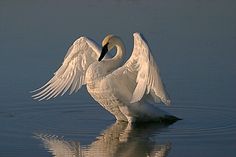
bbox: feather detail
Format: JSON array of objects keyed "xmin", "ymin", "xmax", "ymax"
[{"xmin": 32, "ymin": 37, "xmax": 101, "ymax": 100}]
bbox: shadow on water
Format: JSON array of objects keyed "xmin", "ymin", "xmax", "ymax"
[{"xmin": 35, "ymin": 121, "xmax": 175, "ymax": 157}]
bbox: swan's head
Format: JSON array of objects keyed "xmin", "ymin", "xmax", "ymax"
[{"xmin": 98, "ymin": 34, "xmax": 119, "ymax": 61}]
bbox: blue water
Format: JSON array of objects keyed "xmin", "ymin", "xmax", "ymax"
[{"xmin": 0, "ymin": 0, "xmax": 236, "ymax": 156}]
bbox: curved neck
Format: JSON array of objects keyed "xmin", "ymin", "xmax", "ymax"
[
  {"xmin": 104, "ymin": 38, "xmax": 125, "ymax": 72},
  {"xmin": 113, "ymin": 39, "xmax": 125, "ymax": 63}
]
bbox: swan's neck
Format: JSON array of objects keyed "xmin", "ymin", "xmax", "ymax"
[
  {"xmin": 105, "ymin": 39, "xmax": 125, "ymax": 72},
  {"xmin": 113, "ymin": 40, "xmax": 125, "ymax": 63}
]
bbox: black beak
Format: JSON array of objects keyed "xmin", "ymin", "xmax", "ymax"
[{"xmin": 98, "ymin": 43, "xmax": 109, "ymax": 62}]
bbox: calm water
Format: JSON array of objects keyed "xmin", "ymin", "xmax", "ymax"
[{"xmin": 0, "ymin": 0, "xmax": 236, "ymax": 156}]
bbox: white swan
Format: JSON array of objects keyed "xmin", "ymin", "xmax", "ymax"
[{"xmin": 32, "ymin": 32, "xmax": 178, "ymax": 123}]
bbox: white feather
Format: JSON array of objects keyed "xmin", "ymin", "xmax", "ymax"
[
  {"xmin": 32, "ymin": 37, "xmax": 101, "ymax": 100},
  {"xmin": 111, "ymin": 33, "xmax": 170, "ymax": 105}
]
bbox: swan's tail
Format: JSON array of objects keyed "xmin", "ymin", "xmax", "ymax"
[{"xmin": 159, "ymin": 115, "xmax": 182, "ymax": 124}]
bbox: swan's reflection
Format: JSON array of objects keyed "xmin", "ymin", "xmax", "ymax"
[{"xmin": 36, "ymin": 122, "xmax": 171, "ymax": 157}]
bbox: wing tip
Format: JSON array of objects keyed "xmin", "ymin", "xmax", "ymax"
[
  {"xmin": 130, "ymin": 99, "xmax": 136, "ymax": 104},
  {"xmin": 130, "ymin": 95, "xmax": 141, "ymax": 104},
  {"xmin": 73, "ymin": 36, "xmax": 88, "ymax": 45},
  {"xmin": 162, "ymin": 98, "xmax": 171, "ymax": 106},
  {"xmin": 133, "ymin": 32, "xmax": 141, "ymax": 38}
]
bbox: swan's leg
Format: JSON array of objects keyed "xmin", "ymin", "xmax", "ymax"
[{"xmin": 118, "ymin": 106, "xmax": 136, "ymax": 123}]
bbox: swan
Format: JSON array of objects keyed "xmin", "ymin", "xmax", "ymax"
[{"xmin": 32, "ymin": 32, "xmax": 178, "ymax": 123}]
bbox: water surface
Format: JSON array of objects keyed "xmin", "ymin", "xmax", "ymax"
[{"xmin": 0, "ymin": 0, "xmax": 236, "ymax": 156}]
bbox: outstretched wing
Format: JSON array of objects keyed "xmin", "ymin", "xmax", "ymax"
[
  {"xmin": 113, "ymin": 33, "xmax": 171, "ymax": 105},
  {"xmin": 32, "ymin": 37, "xmax": 101, "ymax": 100}
]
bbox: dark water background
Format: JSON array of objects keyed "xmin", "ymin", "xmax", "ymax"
[{"xmin": 0, "ymin": 0, "xmax": 236, "ymax": 156}]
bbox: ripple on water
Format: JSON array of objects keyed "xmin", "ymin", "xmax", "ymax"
[
  {"xmin": 2, "ymin": 101, "xmax": 236, "ymax": 140},
  {"xmin": 160, "ymin": 105, "xmax": 236, "ymax": 138},
  {"xmin": 1, "ymin": 101, "xmax": 113, "ymax": 138}
]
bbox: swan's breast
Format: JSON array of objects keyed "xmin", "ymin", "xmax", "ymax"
[
  {"xmin": 86, "ymin": 78, "xmax": 127, "ymax": 121},
  {"xmin": 85, "ymin": 62, "xmax": 105, "ymax": 83}
]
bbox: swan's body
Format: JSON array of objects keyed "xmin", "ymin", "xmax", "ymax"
[{"xmin": 32, "ymin": 33, "xmax": 176, "ymax": 123}]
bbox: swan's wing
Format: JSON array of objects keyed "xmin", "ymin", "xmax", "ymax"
[
  {"xmin": 32, "ymin": 37, "xmax": 101, "ymax": 100},
  {"xmin": 113, "ymin": 33, "xmax": 171, "ymax": 105}
]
